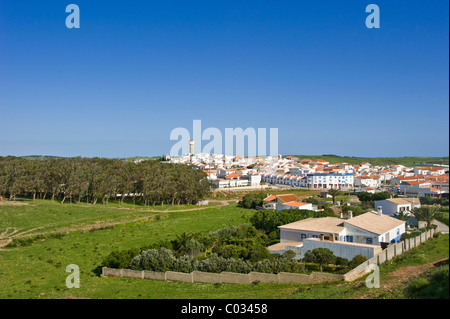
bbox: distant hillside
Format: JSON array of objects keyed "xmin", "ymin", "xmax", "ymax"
[
  {"xmin": 19, "ymin": 155, "xmax": 64, "ymax": 161},
  {"xmin": 122, "ymin": 156, "xmax": 161, "ymax": 162},
  {"xmin": 286, "ymin": 155, "xmax": 449, "ymax": 167}
]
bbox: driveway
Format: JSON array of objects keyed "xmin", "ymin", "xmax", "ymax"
[{"xmin": 432, "ymin": 220, "xmax": 449, "ymax": 234}]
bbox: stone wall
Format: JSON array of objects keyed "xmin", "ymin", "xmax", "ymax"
[{"xmin": 102, "ymin": 268, "xmax": 345, "ymax": 285}]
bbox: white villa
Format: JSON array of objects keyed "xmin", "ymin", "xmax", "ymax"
[
  {"xmin": 269, "ymin": 208, "xmax": 406, "ymax": 260},
  {"xmin": 373, "ymin": 198, "xmax": 421, "ymax": 217}
]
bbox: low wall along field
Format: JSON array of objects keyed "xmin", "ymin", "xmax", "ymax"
[{"xmin": 102, "ymin": 228, "xmax": 438, "ymax": 285}]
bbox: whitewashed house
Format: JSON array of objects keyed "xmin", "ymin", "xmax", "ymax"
[
  {"xmin": 270, "ymin": 209, "xmax": 406, "ymax": 260},
  {"xmin": 374, "ymin": 198, "xmax": 421, "ymax": 217},
  {"xmin": 276, "ymin": 201, "xmax": 314, "ymax": 211},
  {"xmin": 354, "ymin": 175, "xmax": 381, "ymax": 188}
]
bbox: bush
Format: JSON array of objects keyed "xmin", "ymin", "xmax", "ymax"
[
  {"xmin": 282, "ymin": 250, "xmax": 297, "ymax": 260},
  {"xmin": 335, "ymin": 257, "xmax": 349, "ymax": 267},
  {"xmin": 348, "ymin": 255, "xmax": 368, "ymax": 269},
  {"xmin": 130, "ymin": 248, "xmax": 176, "ymax": 272},
  {"xmin": 184, "ymin": 238, "xmax": 205, "ymax": 258},
  {"xmin": 102, "ymin": 248, "xmax": 142, "ymax": 269},
  {"xmin": 238, "ymin": 193, "xmax": 266, "ymax": 209},
  {"xmin": 128, "ymin": 249, "xmax": 307, "ymax": 275},
  {"xmin": 192, "ymin": 255, "xmax": 253, "ymax": 274},
  {"xmin": 341, "ymin": 205, "xmax": 364, "ymax": 217},
  {"xmin": 357, "ymin": 192, "xmax": 392, "ymax": 203},
  {"xmin": 302, "ymin": 248, "xmax": 337, "ymax": 272},
  {"xmin": 419, "ymin": 197, "xmax": 449, "ymax": 207}
]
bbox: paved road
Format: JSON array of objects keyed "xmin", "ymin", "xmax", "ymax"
[{"xmin": 432, "ymin": 220, "xmax": 449, "ymax": 234}]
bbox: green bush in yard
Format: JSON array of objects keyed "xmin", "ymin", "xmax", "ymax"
[
  {"xmin": 348, "ymin": 255, "xmax": 368, "ymax": 269},
  {"xmin": 335, "ymin": 257, "xmax": 349, "ymax": 267},
  {"xmin": 303, "ymin": 248, "xmax": 337, "ymax": 272}
]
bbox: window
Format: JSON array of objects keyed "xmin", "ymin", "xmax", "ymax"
[
  {"xmin": 366, "ymin": 238, "xmax": 373, "ymax": 244},
  {"xmin": 397, "ymin": 228, "xmax": 400, "ymax": 236},
  {"xmin": 301, "ymin": 234, "xmax": 307, "ymax": 239},
  {"xmin": 345, "ymin": 235, "xmax": 353, "ymax": 242}
]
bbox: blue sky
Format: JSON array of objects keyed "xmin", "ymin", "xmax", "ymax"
[{"xmin": 0, "ymin": 0, "xmax": 448, "ymax": 158}]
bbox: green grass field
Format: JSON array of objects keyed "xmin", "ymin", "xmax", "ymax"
[{"xmin": 0, "ymin": 200, "xmax": 448, "ymax": 299}]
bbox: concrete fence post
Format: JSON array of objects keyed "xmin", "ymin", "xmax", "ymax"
[{"xmin": 415, "ymin": 235, "xmax": 421, "ymax": 247}]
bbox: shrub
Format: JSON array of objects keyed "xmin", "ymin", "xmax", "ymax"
[
  {"xmin": 341, "ymin": 205, "xmax": 364, "ymax": 217},
  {"xmin": 102, "ymin": 248, "xmax": 142, "ymax": 269},
  {"xmin": 302, "ymin": 248, "xmax": 337, "ymax": 272},
  {"xmin": 192, "ymin": 255, "xmax": 252, "ymax": 274},
  {"xmin": 238, "ymin": 193, "xmax": 266, "ymax": 209},
  {"xmin": 172, "ymin": 256, "xmax": 194, "ymax": 273},
  {"xmin": 184, "ymin": 238, "xmax": 205, "ymax": 258},
  {"xmin": 282, "ymin": 250, "xmax": 297, "ymax": 260},
  {"xmin": 348, "ymin": 255, "xmax": 368, "ymax": 269},
  {"xmin": 130, "ymin": 248, "xmax": 176, "ymax": 272},
  {"xmin": 335, "ymin": 257, "xmax": 349, "ymax": 267}
]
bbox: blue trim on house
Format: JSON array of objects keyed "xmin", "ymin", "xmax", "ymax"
[
  {"xmin": 307, "ymin": 173, "xmax": 354, "ymax": 177},
  {"xmin": 390, "ymin": 234, "xmax": 403, "ymax": 244}
]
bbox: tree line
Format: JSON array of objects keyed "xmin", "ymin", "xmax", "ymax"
[{"xmin": 0, "ymin": 156, "xmax": 210, "ymax": 205}]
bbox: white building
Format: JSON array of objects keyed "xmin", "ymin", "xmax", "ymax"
[
  {"xmin": 399, "ymin": 181, "xmax": 444, "ymax": 198},
  {"xmin": 354, "ymin": 175, "xmax": 381, "ymax": 188},
  {"xmin": 374, "ymin": 198, "xmax": 421, "ymax": 217},
  {"xmin": 414, "ymin": 166, "xmax": 447, "ymax": 176},
  {"xmin": 270, "ymin": 210, "xmax": 406, "ymax": 260},
  {"xmin": 276, "ymin": 201, "xmax": 314, "ymax": 211}
]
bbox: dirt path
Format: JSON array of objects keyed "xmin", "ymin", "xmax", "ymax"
[{"xmin": 356, "ymin": 258, "xmax": 449, "ymax": 298}]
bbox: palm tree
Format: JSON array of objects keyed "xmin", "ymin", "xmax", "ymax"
[
  {"xmin": 412, "ymin": 205, "xmax": 442, "ymax": 227},
  {"xmin": 327, "ymin": 188, "xmax": 340, "ymax": 205},
  {"xmin": 394, "ymin": 210, "xmax": 410, "ymax": 221}
]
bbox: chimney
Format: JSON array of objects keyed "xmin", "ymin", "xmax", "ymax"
[
  {"xmin": 348, "ymin": 211, "xmax": 353, "ymax": 219},
  {"xmin": 377, "ymin": 206, "xmax": 383, "ymax": 216}
]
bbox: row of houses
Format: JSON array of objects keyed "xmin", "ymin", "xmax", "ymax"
[
  {"xmin": 169, "ymin": 149, "xmax": 449, "ymax": 194},
  {"xmin": 398, "ymin": 177, "xmax": 449, "ymax": 198},
  {"xmin": 260, "ymin": 173, "xmax": 355, "ymax": 190}
]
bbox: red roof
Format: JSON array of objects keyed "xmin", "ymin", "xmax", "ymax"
[
  {"xmin": 277, "ymin": 194, "xmax": 301, "ymax": 203},
  {"xmin": 263, "ymin": 195, "xmax": 277, "ymax": 202},
  {"xmin": 225, "ymin": 173, "xmax": 242, "ymax": 179}
]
